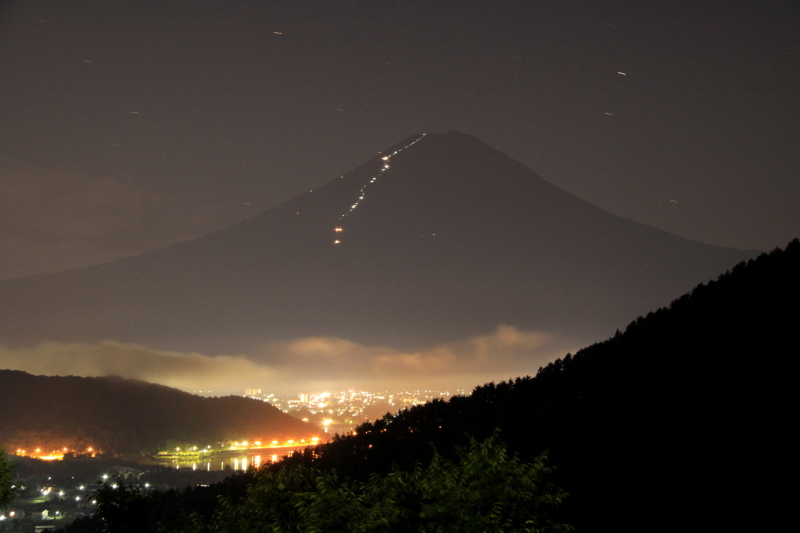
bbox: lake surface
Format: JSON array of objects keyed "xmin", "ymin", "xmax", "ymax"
[{"xmin": 149, "ymin": 446, "xmax": 309, "ymax": 471}]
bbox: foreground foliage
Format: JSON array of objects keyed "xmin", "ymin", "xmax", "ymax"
[
  {"xmin": 178, "ymin": 433, "xmax": 569, "ymax": 533},
  {"xmin": 286, "ymin": 240, "xmax": 799, "ymax": 532},
  {"xmin": 68, "ymin": 434, "xmax": 570, "ymax": 533},
  {"xmin": 0, "ymin": 448, "xmax": 15, "ymax": 510}
]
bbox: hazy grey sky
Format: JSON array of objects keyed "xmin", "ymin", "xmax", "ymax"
[
  {"xmin": 0, "ymin": 1, "xmax": 797, "ymax": 395},
  {"xmin": 1, "ymin": 0, "xmax": 797, "ymax": 281}
]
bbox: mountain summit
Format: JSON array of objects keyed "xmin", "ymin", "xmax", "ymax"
[{"xmin": 0, "ymin": 131, "xmax": 752, "ymax": 354}]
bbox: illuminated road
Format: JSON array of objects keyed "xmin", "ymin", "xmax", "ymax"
[{"xmin": 164, "ymin": 445, "xmax": 315, "ymax": 471}]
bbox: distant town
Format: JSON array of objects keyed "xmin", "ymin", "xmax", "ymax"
[
  {"xmin": 9, "ymin": 387, "xmax": 465, "ymax": 465},
  {"xmin": 1, "ymin": 387, "xmax": 466, "ymax": 530},
  {"xmin": 239, "ymin": 388, "xmax": 467, "ymax": 436}
]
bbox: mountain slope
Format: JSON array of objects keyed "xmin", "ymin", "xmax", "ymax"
[
  {"xmin": 0, "ymin": 371, "xmax": 319, "ymax": 454},
  {"xmin": 0, "ymin": 131, "xmax": 754, "ymax": 354},
  {"xmin": 287, "ymin": 239, "xmax": 798, "ymax": 532}
]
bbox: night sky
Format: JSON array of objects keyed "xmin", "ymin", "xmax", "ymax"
[
  {"xmin": 1, "ymin": 0, "xmax": 798, "ymax": 281},
  {"xmin": 0, "ymin": 0, "xmax": 798, "ymax": 393}
]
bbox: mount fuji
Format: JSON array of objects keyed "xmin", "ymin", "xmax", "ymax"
[{"xmin": 0, "ymin": 131, "xmax": 754, "ymax": 359}]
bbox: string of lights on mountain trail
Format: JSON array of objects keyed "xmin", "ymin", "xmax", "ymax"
[{"xmin": 332, "ymin": 134, "xmax": 427, "ymax": 244}]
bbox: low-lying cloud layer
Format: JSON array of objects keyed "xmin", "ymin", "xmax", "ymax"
[
  {"xmin": 0, "ymin": 341, "xmax": 274, "ymax": 393},
  {"xmin": 0, "ymin": 326, "xmax": 572, "ymax": 395}
]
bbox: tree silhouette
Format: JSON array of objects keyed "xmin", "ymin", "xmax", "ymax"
[
  {"xmin": 171, "ymin": 432, "xmax": 571, "ymax": 533},
  {"xmin": 0, "ymin": 448, "xmax": 15, "ymax": 510}
]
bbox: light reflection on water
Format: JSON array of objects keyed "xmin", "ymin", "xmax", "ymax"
[{"xmin": 167, "ymin": 447, "xmax": 304, "ymax": 471}]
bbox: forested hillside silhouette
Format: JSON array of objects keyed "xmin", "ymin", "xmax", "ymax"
[
  {"xmin": 55, "ymin": 240, "xmax": 797, "ymax": 533},
  {"xmin": 284, "ymin": 239, "xmax": 798, "ymax": 532},
  {"xmin": 0, "ymin": 372, "xmax": 319, "ymax": 454}
]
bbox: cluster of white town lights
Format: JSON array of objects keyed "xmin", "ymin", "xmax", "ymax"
[{"xmin": 334, "ymin": 134, "xmax": 426, "ymax": 243}]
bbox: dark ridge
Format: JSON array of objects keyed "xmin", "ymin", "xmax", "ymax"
[
  {"xmin": 283, "ymin": 239, "xmax": 798, "ymax": 532},
  {"xmin": 0, "ymin": 371, "xmax": 320, "ymax": 454}
]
